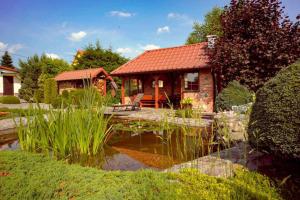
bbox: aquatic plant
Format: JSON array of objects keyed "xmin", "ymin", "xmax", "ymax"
[{"xmin": 17, "ymin": 86, "xmax": 112, "ymax": 159}]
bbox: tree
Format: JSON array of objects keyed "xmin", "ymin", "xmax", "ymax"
[
  {"xmin": 73, "ymin": 41, "xmax": 129, "ymax": 73},
  {"xmin": 40, "ymin": 54, "xmax": 71, "ymax": 76},
  {"xmin": 210, "ymin": 0, "xmax": 300, "ymax": 91},
  {"xmin": 186, "ymin": 7, "xmax": 223, "ymax": 44},
  {"xmin": 1, "ymin": 51, "xmax": 14, "ymax": 68},
  {"xmin": 19, "ymin": 55, "xmax": 43, "ymax": 101},
  {"xmin": 19, "ymin": 54, "xmax": 70, "ymax": 101}
]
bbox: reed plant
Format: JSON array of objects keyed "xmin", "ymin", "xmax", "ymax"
[{"xmin": 17, "ymin": 86, "xmax": 112, "ymax": 160}]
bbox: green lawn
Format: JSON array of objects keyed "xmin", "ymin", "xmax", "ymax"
[{"xmin": 0, "ymin": 151, "xmax": 280, "ymax": 200}]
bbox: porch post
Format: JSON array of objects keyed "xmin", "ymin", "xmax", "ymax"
[
  {"xmin": 103, "ymin": 79, "xmax": 107, "ymax": 96},
  {"xmin": 121, "ymin": 77, "xmax": 125, "ymax": 104},
  {"xmin": 154, "ymin": 76, "xmax": 159, "ymax": 109}
]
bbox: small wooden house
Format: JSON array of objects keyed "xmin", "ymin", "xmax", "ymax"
[
  {"xmin": 55, "ymin": 67, "xmax": 117, "ymax": 95},
  {"xmin": 0, "ymin": 66, "xmax": 21, "ymax": 96},
  {"xmin": 111, "ymin": 43, "xmax": 215, "ymax": 112}
]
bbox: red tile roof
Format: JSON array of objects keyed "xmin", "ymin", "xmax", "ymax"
[
  {"xmin": 111, "ymin": 42, "xmax": 209, "ymax": 75},
  {"xmin": 0, "ymin": 66, "xmax": 19, "ymax": 72},
  {"xmin": 55, "ymin": 67, "xmax": 113, "ymax": 81}
]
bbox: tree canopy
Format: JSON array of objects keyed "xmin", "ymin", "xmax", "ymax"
[
  {"xmin": 210, "ymin": 0, "xmax": 300, "ymax": 91},
  {"xmin": 72, "ymin": 41, "xmax": 129, "ymax": 73},
  {"xmin": 19, "ymin": 54, "xmax": 70, "ymax": 101},
  {"xmin": 1, "ymin": 51, "xmax": 14, "ymax": 68},
  {"xmin": 186, "ymin": 7, "xmax": 223, "ymax": 44}
]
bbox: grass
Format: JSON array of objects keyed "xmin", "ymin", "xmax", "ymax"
[{"xmin": 0, "ymin": 150, "xmax": 281, "ymax": 200}]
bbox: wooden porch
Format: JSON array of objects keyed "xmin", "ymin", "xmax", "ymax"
[{"xmin": 120, "ymin": 72, "xmax": 185, "ymax": 109}]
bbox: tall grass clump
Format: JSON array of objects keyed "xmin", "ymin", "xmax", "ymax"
[{"xmin": 17, "ymin": 86, "xmax": 112, "ymax": 160}]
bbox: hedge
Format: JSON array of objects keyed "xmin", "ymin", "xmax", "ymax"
[{"xmin": 0, "ymin": 95, "xmax": 20, "ymax": 104}]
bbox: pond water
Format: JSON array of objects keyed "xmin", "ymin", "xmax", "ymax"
[{"xmin": 0, "ymin": 119, "xmax": 215, "ymax": 171}]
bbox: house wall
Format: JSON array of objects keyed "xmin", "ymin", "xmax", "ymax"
[
  {"xmin": 13, "ymin": 76, "xmax": 21, "ymax": 96},
  {"xmin": 0, "ymin": 74, "xmax": 3, "ymax": 95},
  {"xmin": 183, "ymin": 69, "xmax": 214, "ymax": 112},
  {"xmin": 0, "ymin": 72, "xmax": 20, "ymax": 96}
]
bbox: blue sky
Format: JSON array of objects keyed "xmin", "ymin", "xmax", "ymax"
[{"xmin": 0, "ymin": 0, "xmax": 299, "ymax": 66}]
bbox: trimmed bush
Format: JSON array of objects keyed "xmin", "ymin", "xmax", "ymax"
[
  {"xmin": 248, "ymin": 63, "xmax": 300, "ymax": 161},
  {"xmin": 44, "ymin": 78, "xmax": 57, "ymax": 104},
  {"xmin": 216, "ymin": 81, "xmax": 253, "ymax": 111},
  {"xmin": 0, "ymin": 95, "xmax": 20, "ymax": 104}
]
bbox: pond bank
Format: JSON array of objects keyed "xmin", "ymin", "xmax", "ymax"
[{"xmin": 0, "ymin": 107, "xmax": 214, "ymax": 131}]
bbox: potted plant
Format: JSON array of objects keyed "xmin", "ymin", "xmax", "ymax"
[{"xmin": 180, "ymin": 97, "xmax": 193, "ymax": 109}]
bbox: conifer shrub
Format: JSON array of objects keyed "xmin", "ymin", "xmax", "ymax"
[
  {"xmin": 248, "ymin": 62, "xmax": 300, "ymax": 160},
  {"xmin": 44, "ymin": 78, "xmax": 57, "ymax": 104},
  {"xmin": 216, "ymin": 81, "xmax": 253, "ymax": 111}
]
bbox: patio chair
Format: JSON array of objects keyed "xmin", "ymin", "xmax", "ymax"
[{"xmin": 112, "ymin": 93, "xmax": 144, "ymax": 112}]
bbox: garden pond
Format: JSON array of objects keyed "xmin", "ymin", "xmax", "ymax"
[{"xmin": 0, "ymin": 118, "xmax": 216, "ymax": 171}]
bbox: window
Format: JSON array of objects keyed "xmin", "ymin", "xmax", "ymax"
[
  {"xmin": 184, "ymin": 72, "xmax": 199, "ymax": 91},
  {"xmin": 152, "ymin": 80, "xmax": 164, "ymax": 88},
  {"xmin": 125, "ymin": 79, "xmax": 143, "ymax": 96}
]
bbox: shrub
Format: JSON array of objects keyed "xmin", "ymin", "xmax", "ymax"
[
  {"xmin": 175, "ymin": 109, "xmax": 194, "ymax": 118},
  {"xmin": 216, "ymin": 81, "xmax": 253, "ymax": 111},
  {"xmin": 61, "ymin": 90, "xmax": 69, "ymax": 99},
  {"xmin": 69, "ymin": 89, "xmax": 86, "ymax": 105},
  {"xmin": 51, "ymin": 95, "xmax": 71, "ymax": 109},
  {"xmin": 0, "ymin": 95, "xmax": 20, "ymax": 104},
  {"xmin": 44, "ymin": 78, "xmax": 57, "ymax": 104},
  {"xmin": 248, "ymin": 63, "xmax": 300, "ymax": 161},
  {"xmin": 33, "ymin": 89, "xmax": 44, "ymax": 103}
]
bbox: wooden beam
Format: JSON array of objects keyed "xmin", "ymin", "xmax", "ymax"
[
  {"xmin": 121, "ymin": 78, "xmax": 125, "ymax": 104},
  {"xmin": 154, "ymin": 76, "xmax": 159, "ymax": 109},
  {"xmin": 103, "ymin": 79, "xmax": 107, "ymax": 96}
]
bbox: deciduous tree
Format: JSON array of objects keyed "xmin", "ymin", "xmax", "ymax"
[
  {"xmin": 73, "ymin": 41, "xmax": 129, "ymax": 73},
  {"xmin": 186, "ymin": 7, "xmax": 223, "ymax": 44},
  {"xmin": 210, "ymin": 0, "xmax": 300, "ymax": 91}
]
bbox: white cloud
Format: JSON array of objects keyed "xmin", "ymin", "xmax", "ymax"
[
  {"xmin": 45, "ymin": 53, "xmax": 60, "ymax": 59},
  {"xmin": 110, "ymin": 11, "xmax": 135, "ymax": 18},
  {"xmin": 157, "ymin": 26, "xmax": 170, "ymax": 34},
  {"xmin": 140, "ymin": 44, "xmax": 160, "ymax": 51},
  {"xmin": 167, "ymin": 12, "xmax": 193, "ymax": 25},
  {"xmin": 68, "ymin": 31, "xmax": 87, "ymax": 42},
  {"xmin": 0, "ymin": 41, "xmax": 8, "ymax": 50},
  {"xmin": 116, "ymin": 47, "xmax": 132, "ymax": 54},
  {"xmin": 7, "ymin": 44, "xmax": 23, "ymax": 53}
]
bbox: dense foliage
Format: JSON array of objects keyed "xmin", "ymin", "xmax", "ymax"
[
  {"xmin": 210, "ymin": 0, "xmax": 300, "ymax": 91},
  {"xmin": 1, "ymin": 51, "xmax": 14, "ymax": 68},
  {"xmin": 248, "ymin": 62, "xmax": 300, "ymax": 160},
  {"xmin": 0, "ymin": 151, "xmax": 280, "ymax": 200},
  {"xmin": 216, "ymin": 81, "xmax": 253, "ymax": 111},
  {"xmin": 72, "ymin": 41, "xmax": 129, "ymax": 73},
  {"xmin": 186, "ymin": 7, "xmax": 223, "ymax": 44},
  {"xmin": 19, "ymin": 55, "xmax": 70, "ymax": 101},
  {"xmin": 0, "ymin": 95, "xmax": 20, "ymax": 104},
  {"xmin": 43, "ymin": 78, "xmax": 57, "ymax": 104}
]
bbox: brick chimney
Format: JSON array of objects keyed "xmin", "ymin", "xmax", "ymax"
[{"xmin": 207, "ymin": 35, "xmax": 217, "ymax": 48}]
